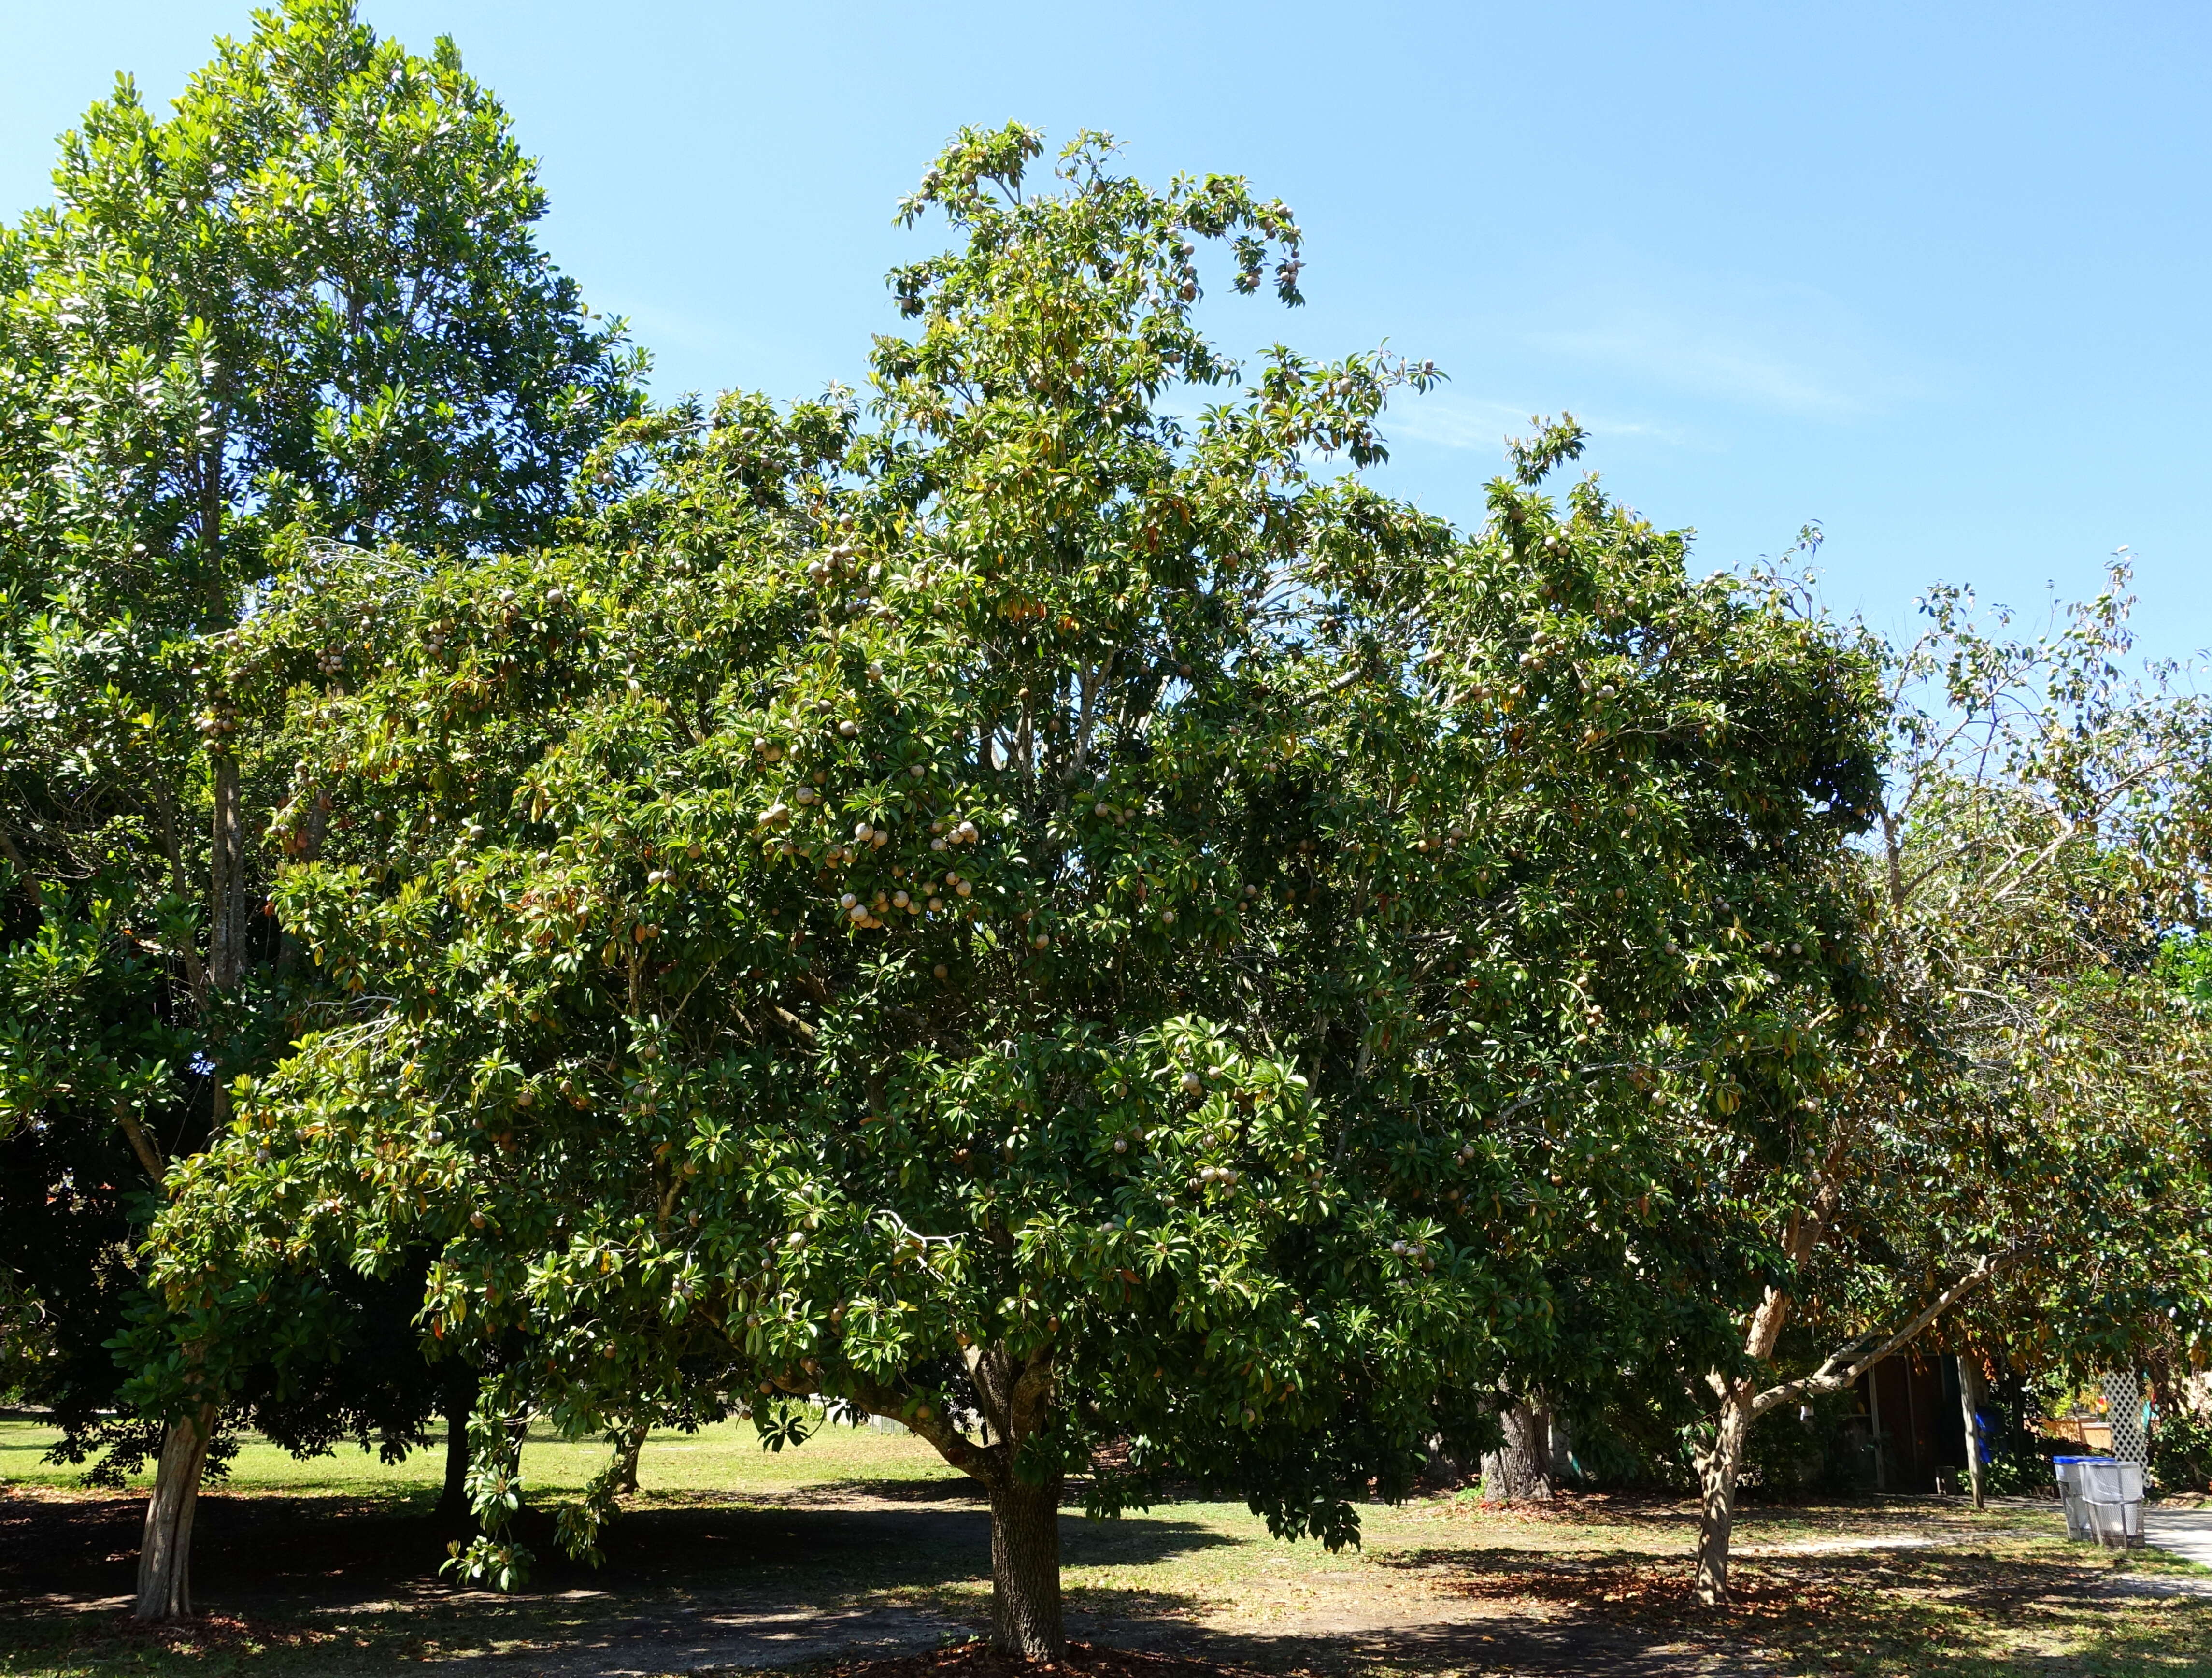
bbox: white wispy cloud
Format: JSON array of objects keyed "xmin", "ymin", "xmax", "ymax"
[
  {"xmin": 1380, "ymin": 390, "xmax": 1697, "ymax": 455},
  {"xmin": 1519, "ymin": 272, "xmax": 1932, "ymax": 420}
]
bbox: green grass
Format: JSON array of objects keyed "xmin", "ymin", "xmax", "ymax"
[
  {"xmin": 4, "ymin": 1414, "xmax": 2210, "ymax": 1677},
  {"xmin": 1, "ymin": 1411, "xmax": 966, "ymax": 1501}
]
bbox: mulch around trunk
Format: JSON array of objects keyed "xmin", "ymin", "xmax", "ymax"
[{"xmin": 800, "ymin": 1639, "xmax": 1276, "ymax": 1677}]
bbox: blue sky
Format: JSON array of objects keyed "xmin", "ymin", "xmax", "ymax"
[{"xmin": 6, "ymin": 1, "xmax": 2208, "ymax": 658}]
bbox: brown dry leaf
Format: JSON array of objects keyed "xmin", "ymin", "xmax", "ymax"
[{"xmin": 1437, "ymin": 1560, "xmax": 1861, "ymax": 1628}]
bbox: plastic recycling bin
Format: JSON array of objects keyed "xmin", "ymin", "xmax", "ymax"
[
  {"xmin": 2053, "ymin": 1456, "xmax": 2110, "ymax": 1541},
  {"xmin": 2077, "ymin": 1458, "xmax": 2145, "ymax": 1548}
]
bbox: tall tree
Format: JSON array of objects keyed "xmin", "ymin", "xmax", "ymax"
[
  {"xmin": 138, "ymin": 128, "xmax": 1883, "ymax": 1659},
  {"xmin": 0, "ymin": 0, "xmax": 642, "ymax": 1620}
]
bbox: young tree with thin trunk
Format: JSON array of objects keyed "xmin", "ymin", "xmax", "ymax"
[
  {"xmin": 1956, "ymin": 1354, "xmax": 1988, "ymax": 1508},
  {"xmin": 1678, "ymin": 565, "xmax": 2212, "ymax": 1602}
]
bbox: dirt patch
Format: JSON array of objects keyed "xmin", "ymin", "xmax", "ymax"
[
  {"xmin": 788, "ymin": 1641, "xmax": 1274, "ymax": 1678},
  {"xmin": 767, "ymin": 1635, "xmax": 1756, "ymax": 1678},
  {"xmin": 7, "ymin": 1479, "xmax": 2197, "ymax": 1678},
  {"xmin": 439, "ymin": 1602, "xmax": 972, "ymax": 1676}
]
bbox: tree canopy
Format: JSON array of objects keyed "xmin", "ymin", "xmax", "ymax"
[
  {"xmin": 137, "ymin": 126, "xmax": 1892, "ymax": 1658},
  {"xmin": 1664, "ymin": 563, "xmax": 2212, "ymax": 1600}
]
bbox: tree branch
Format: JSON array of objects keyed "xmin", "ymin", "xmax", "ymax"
[
  {"xmin": 836, "ymin": 1371, "xmax": 995, "ymax": 1483},
  {"xmin": 117, "ymin": 1109, "xmax": 166, "ymax": 1183},
  {"xmin": 1746, "ymin": 1253, "xmax": 2006, "ymax": 1421}
]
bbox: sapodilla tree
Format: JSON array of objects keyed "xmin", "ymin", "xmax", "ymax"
[
  {"xmin": 1404, "ymin": 505, "xmax": 1890, "ymax": 1514},
  {"xmin": 0, "ymin": 0, "xmax": 642, "ymax": 1620},
  {"xmin": 144, "ymin": 129, "xmax": 1880, "ymax": 1659}
]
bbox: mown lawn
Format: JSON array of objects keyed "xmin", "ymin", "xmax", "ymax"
[{"xmin": 3, "ymin": 1413, "xmax": 2207, "ymax": 1677}]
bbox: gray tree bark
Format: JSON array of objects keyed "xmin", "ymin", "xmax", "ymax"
[
  {"xmin": 985, "ymin": 1468, "xmax": 1065, "ymax": 1661},
  {"xmin": 437, "ymin": 1394, "xmax": 474, "ymax": 1526},
  {"xmin": 1694, "ymin": 1384, "xmax": 1753, "ymax": 1603},
  {"xmin": 1480, "ymin": 1398, "xmax": 1554, "ymax": 1502},
  {"xmin": 134, "ymin": 1403, "xmax": 218, "ymax": 1621},
  {"xmin": 844, "ymin": 1338, "xmax": 1065, "ymax": 1659},
  {"xmin": 612, "ymin": 1421, "xmax": 648, "ymax": 1495},
  {"xmin": 1958, "ymin": 1357, "xmax": 1987, "ymax": 1510}
]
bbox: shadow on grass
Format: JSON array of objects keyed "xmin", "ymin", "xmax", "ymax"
[
  {"xmin": 1369, "ymin": 1538, "xmax": 2212, "ymax": 1678},
  {"xmin": 804, "ymin": 1474, "xmax": 991, "ymax": 1504},
  {"xmin": 8, "ymin": 1488, "xmax": 2195, "ymax": 1678},
  {"xmin": 0, "ymin": 1486, "xmax": 1236, "ymax": 1675},
  {"xmin": 5, "ymin": 1492, "xmax": 1237, "ymax": 1604},
  {"xmin": 1127, "ymin": 1619, "xmax": 1745, "ymax": 1678}
]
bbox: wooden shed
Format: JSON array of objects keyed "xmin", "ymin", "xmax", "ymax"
[{"xmin": 1846, "ymin": 1351, "xmax": 1971, "ymax": 1492}]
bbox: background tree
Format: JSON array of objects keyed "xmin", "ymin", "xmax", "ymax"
[
  {"xmin": 1416, "ymin": 508, "xmax": 1892, "ymax": 1515},
  {"xmin": 1878, "ymin": 574, "xmax": 2212, "ymax": 1494},
  {"xmin": 140, "ymin": 129, "xmax": 1884, "ymax": 1661},
  {"xmin": 1674, "ymin": 563, "xmax": 2212, "ymax": 1601},
  {"xmin": 0, "ymin": 0, "xmax": 643, "ymax": 1620}
]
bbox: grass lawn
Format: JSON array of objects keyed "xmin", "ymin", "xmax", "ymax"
[{"xmin": 4, "ymin": 1412, "xmax": 2208, "ymax": 1677}]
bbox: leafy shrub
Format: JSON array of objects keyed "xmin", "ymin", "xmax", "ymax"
[
  {"xmin": 1554, "ymin": 1415, "xmax": 1690, "ymax": 1493},
  {"xmin": 1982, "ymin": 1445, "xmax": 2059, "ymax": 1496},
  {"xmin": 1554, "ymin": 1389, "xmax": 1867, "ymax": 1497},
  {"xmin": 1738, "ymin": 1388, "xmax": 1869, "ymax": 1497},
  {"xmin": 2152, "ymin": 1408, "xmax": 2212, "ymax": 1493}
]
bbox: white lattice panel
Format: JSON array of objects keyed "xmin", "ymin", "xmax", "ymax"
[{"xmin": 2104, "ymin": 1372, "xmax": 2147, "ymax": 1464}]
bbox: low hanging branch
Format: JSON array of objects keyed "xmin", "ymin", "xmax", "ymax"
[{"xmin": 1745, "ymin": 1251, "xmax": 2010, "ymax": 1422}]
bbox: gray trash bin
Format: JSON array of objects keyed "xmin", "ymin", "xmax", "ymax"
[
  {"xmin": 2053, "ymin": 1455, "xmax": 2107, "ymax": 1541},
  {"xmin": 2077, "ymin": 1459, "xmax": 2145, "ymax": 1548}
]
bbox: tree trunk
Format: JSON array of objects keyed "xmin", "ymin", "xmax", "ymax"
[
  {"xmin": 205, "ymin": 749, "xmax": 245, "ymax": 1126},
  {"xmin": 613, "ymin": 1421, "xmax": 647, "ymax": 1495},
  {"xmin": 1694, "ymin": 1385, "xmax": 1752, "ymax": 1605},
  {"xmin": 132, "ymin": 755, "xmax": 241, "ymax": 1619},
  {"xmin": 437, "ymin": 1393, "xmax": 473, "ymax": 1526},
  {"xmin": 1694, "ymin": 1275, "xmax": 1800, "ymax": 1605},
  {"xmin": 208, "ymin": 752, "xmax": 245, "ymax": 988},
  {"xmin": 1958, "ymin": 1357, "xmax": 1987, "ymax": 1511},
  {"xmin": 986, "ymin": 1469, "xmax": 1065, "ymax": 1661},
  {"xmin": 435, "ymin": 1362, "xmax": 479, "ymax": 1525},
  {"xmin": 1480, "ymin": 1398, "xmax": 1553, "ymax": 1502},
  {"xmin": 134, "ymin": 1403, "xmax": 217, "ymax": 1621},
  {"xmin": 853, "ymin": 1344, "xmax": 1062, "ymax": 1660},
  {"xmin": 134, "ymin": 421, "xmax": 237, "ymax": 1625}
]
